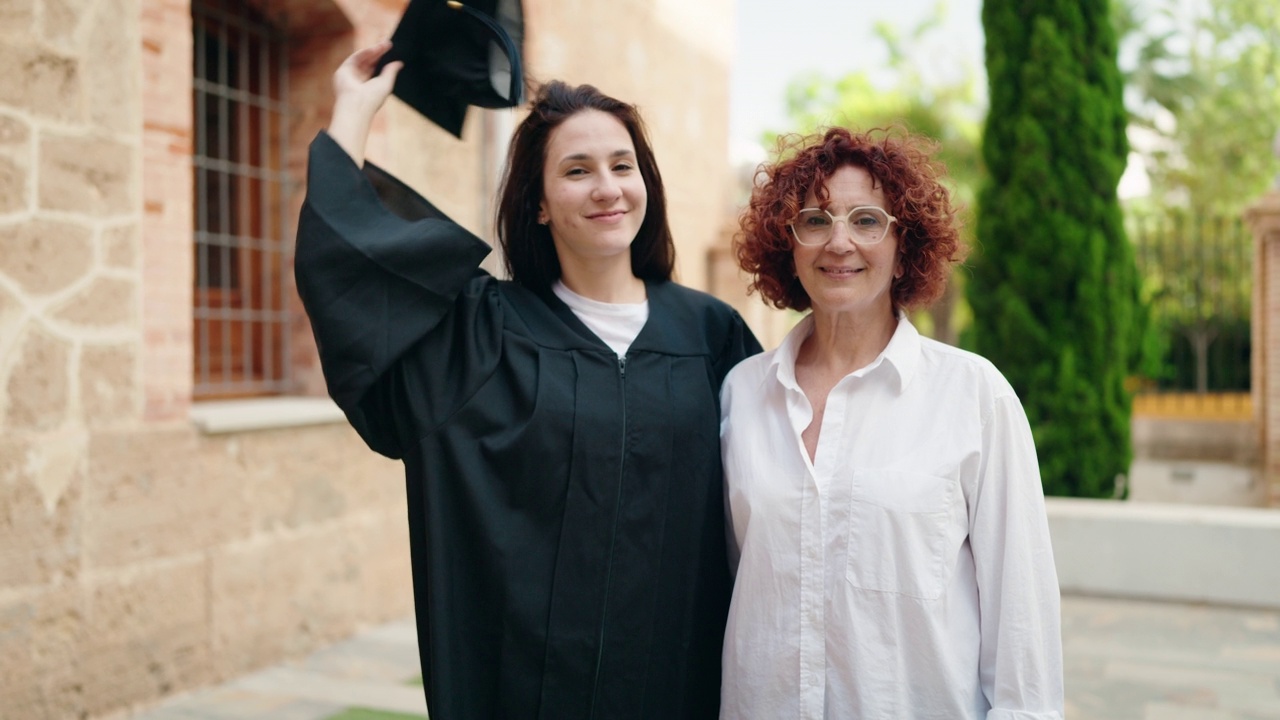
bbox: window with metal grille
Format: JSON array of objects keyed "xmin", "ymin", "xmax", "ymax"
[{"xmin": 192, "ymin": 0, "xmax": 290, "ymax": 398}]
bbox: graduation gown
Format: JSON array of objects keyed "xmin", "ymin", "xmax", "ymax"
[{"xmin": 294, "ymin": 132, "xmax": 762, "ymax": 720}]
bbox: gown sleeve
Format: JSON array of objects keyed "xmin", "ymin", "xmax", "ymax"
[
  {"xmin": 713, "ymin": 310, "xmax": 763, "ymax": 386},
  {"xmin": 295, "ymin": 131, "xmax": 493, "ymax": 459}
]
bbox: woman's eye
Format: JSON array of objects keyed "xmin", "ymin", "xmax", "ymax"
[{"xmin": 613, "ymin": 163, "xmax": 634, "ymax": 172}]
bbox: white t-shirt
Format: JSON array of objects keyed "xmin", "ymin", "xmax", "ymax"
[
  {"xmin": 552, "ymin": 280, "xmax": 649, "ymax": 358},
  {"xmin": 719, "ymin": 313, "xmax": 1064, "ymax": 720}
]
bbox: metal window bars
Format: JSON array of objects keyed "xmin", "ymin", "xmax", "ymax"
[{"xmin": 192, "ymin": 0, "xmax": 291, "ymax": 397}]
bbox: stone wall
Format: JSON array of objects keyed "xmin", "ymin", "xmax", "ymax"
[
  {"xmin": 0, "ymin": 0, "xmax": 740, "ymax": 718},
  {"xmin": 0, "ymin": 424, "xmax": 408, "ymax": 719},
  {"xmin": 1048, "ymin": 497, "xmax": 1280, "ymax": 609}
]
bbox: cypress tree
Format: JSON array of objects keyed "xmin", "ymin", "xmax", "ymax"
[{"xmin": 969, "ymin": 0, "xmax": 1138, "ymax": 497}]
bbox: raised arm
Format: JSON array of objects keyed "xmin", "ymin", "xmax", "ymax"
[
  {"xmin": 327, "ymin": 41, "xmax": 402, "ymax": 166},
  {"xmin": 294, "ymin": 43, "xmax": 494, "ymax": 459}
]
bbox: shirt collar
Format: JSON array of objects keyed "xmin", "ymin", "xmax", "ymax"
[{"xmin": 768, "ymin": 311, "xmax": 922, "ymax": 394}]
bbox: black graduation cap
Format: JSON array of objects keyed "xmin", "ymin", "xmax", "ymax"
[{"xmin": 378, "ymin": 0, "xmax": 526, "ymax": 138}]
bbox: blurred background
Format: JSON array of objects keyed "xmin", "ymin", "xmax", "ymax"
[{"xmin": 0, "ymin": 0, "xmax": 1277, "ymax": 718}]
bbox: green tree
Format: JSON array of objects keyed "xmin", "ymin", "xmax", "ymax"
[
  {"xmin": 1112, "ymin": 0, "xmax": 1269, "ymax": 399},
  {"xmin": 1116, "ymin": 0, "xmax": 1280, "ymax": 216},
  {"xmin": 970, "ymin": 0, "xmax": 1140, "ymax": 497},
  {"xmin": 768, "ymin": 3, "xmax": 985, "ymax": 344}
]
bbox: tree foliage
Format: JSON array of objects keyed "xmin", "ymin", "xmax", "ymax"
[
  {"xmin": 1113, "ymin": 0, "xmax": 1269, "ymax": 398},
  {"xmin": 1115, "ymin": 0, "xmax": 1280, "ymax": 215},
  {"xmin": 970, "ymin": 0, "xmax": 1141, "ymax": 498},
  {"xmin": 771, "ymin": 7, "xmax": 984, "ymax": 207}
]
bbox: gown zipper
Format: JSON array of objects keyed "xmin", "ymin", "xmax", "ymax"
[{"xmin": 588, "ymin": 355, "xmax": 627, "ymax": 718}]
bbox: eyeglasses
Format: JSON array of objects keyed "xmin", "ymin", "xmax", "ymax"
[{"xmin": 788, "ymin": 206, "xmax": 897, "ymax": 246}]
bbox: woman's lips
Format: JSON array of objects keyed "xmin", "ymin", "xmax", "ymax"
[{"xmin": 588, "ymin": 210, "xmax": 626, "ymax": 223}]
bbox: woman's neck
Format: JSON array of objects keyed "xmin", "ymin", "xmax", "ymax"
[
  {"xmin": 798, "ymin": 308, "xmax": 898, "ymax": 376},
  {"xmin": 558, "ymin": 256, "xmax": 646, "ymax": 303}
]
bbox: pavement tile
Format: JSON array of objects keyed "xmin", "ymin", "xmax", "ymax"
[
  {"xmin": 299, "ymin": 637, "xmax": 422, "ymax": 684},
  {"xmin": 123, "ymin": 596, "xmax": 1280, "ymax": 720},
  {"xmin": 231, "ymin": 667, "xmax": 428, "ymax": 716}
]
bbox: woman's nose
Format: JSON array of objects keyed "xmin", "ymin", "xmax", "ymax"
[
  {"xmin": 827, "ymin": 219, "xmax": 857, "ymax": 252},
  {"xmin": 591, "ymin": 175, "xmax": 622, "ymax": 202}
]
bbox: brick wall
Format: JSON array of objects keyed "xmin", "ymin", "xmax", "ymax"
[
  {"xmin": 1246, "ymin": 189, "xmax": 1280, "ymax": 507},
  {"xmin": 0, "ymin": 0, "xmax": 742, "ymax": 718}
]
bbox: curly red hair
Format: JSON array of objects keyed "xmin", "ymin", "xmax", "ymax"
[{"xmin": 737, "ymin": 127, "xmax": 965, "ymax": 312}]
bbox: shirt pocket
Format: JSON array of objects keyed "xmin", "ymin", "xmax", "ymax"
[{"xmin": 845, "ymin": 469, "xmax": 954, "ymax": 600}]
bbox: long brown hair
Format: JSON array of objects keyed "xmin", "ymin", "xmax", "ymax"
[{"xmin": 497, "ymin": 81, "xmax": 675, "ymax": 290}]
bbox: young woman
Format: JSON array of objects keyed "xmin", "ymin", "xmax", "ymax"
[{"xmin": 295, "ymin": 43, "xmax": 760, "ymax": 720}]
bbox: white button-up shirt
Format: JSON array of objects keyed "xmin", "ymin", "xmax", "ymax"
[{"xmin": 720, "ymin": 314, "xmax": 1064, "ymax": 720}]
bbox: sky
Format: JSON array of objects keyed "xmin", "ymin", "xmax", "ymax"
[{"xmin": 730, "ymin": 0, "xmax": 985, "ymax": 164}]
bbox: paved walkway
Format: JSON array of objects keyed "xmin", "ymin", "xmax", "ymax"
[{"xmin": 125, "ymin": 595, "xmax": 1280, "ymax": 720}]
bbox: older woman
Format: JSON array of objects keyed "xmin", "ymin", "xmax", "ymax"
[{"xmin": 719, "ymin": 127, "xmax": 1063, "ymax": 719}]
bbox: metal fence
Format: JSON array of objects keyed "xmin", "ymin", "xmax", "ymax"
[{"xmin": 1129, "ymin": 210, "xmax": 1252, "ymax": 419}]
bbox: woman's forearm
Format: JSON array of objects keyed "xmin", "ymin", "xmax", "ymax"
[{"xmin": 327, "ymin": 99, "xmax": 377, "ymax": 166}]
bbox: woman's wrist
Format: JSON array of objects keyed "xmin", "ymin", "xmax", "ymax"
[{"xmin": 327, "ymin": 99, "xmax": 377, "ymax": 166}]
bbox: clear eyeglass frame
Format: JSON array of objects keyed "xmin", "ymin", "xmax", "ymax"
[{"xmin": 788, "ymin": 206, "xmax": 898, "ymax": 247}]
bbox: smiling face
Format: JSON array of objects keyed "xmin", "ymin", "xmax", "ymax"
[
  {"xmin": 538, "ymin": 110, "xmax": 647, "ymax": 274},
  {"xmin": 793, "ymin": 164, "xmax": 901, "ymax": 323}
]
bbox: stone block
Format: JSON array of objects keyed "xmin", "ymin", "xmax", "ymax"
[
  {"xmin": 0, "ymin": 0, "xmax": 36, "ymax": 38},
  {"xmin": 0, "ymin": 43, "xmax": 81, "ymax": 123},
  {"xmin": 84, "ymin": 0, "xmax": 140, "ymax": 134},
  {"xmin": 39, "ymin": 132, "xmax": 134, "ymax": 216},
  {"xmin": 0, "ymin": 585, "xmax": 88, "ymax": 720},
  {"xmin": 0, "ymin": 430, "xmax": 84, "ymax": 586},
  {"xmin": 1048, "ymin": 498, "xmax": 1280, "ymax": 609},
  {"xmin": 355, "ymin": 508, "xmax": 414, "ymax": 619},
  {"xmin": 1132, "ymin": 417, "xmax": 1259, "ymax": 464},
  {"xmin": 83, "ymin": 428, "xmax": 252, "ymax": 568},
  {"xmin": 237, "ymin": 425, "xmax": 403, "ymax": 533},
  {"xmin": 80, "ymin": 342, "xmax": 138, "ymax": 425},
  {"xmin": 0, "ymin": 113, "xmax": 29, "ymax": 147},
  {"xmin": 82, "ymin": 558, "xmax": 215, "ymax": 714},
  {"xmin": 1128, "ymin": 459, "xmax": 1264, "ymax": 507},
  {"xmin": 102, "ymin": 223, "xmax": 139, "ymax": 268},
  {"xmin": 50, "ymin": 276, "xmax": 137, "ymax": 327},
  {"xmin": 210, "ymin": 529, "xmax": 365, "ymax": 678},
  {"xmin": 3, "ymin": 324, "xmax": 71, "ymax": 432},
  {"xmin": 0, "ymin": 282, "xmax": 26, "ymax": 367},
  {"xmin": 0, "ymin": 218, "xmax": 94, "ymax": 295},
  {"xmin": 43, "ymin": 0, "xmax": 93, "ymax": 48},
  {"xmin": 0, "ymin": 153, "xmax": 28, "ymax": 215}
]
